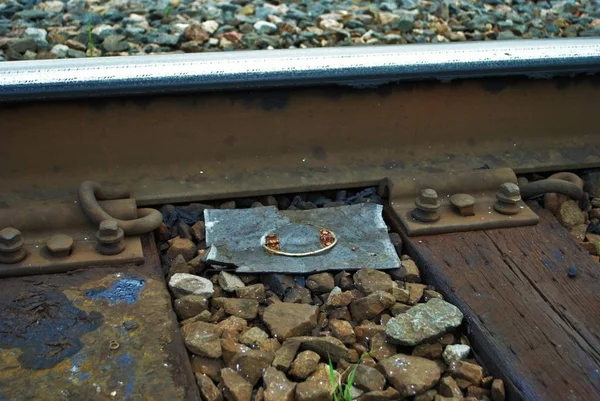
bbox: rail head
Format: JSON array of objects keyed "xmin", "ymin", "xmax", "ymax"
[{"xmin": 0, "ymin": 38, "xmax": 599, "ymax": 102}]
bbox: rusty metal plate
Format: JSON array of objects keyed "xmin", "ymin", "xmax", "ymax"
[
  {"xmin": 0, "ymin": 75, "xmax": 599, "ymax": 209},
  {"xmin": 386, "ymin": 168, "xmax": 539, "ymax": 236},
  {"xmin": 0, "ymin": 236, "xmax": 199, "ymax": 401},
  {"xmin": 204, "ymin": 203, "xmax": 401, "ymax": 273}
]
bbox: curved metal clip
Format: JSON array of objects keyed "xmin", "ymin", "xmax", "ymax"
[{"xmin": 78, "ymin": 181, "xmax": 162, "ymax": 236}]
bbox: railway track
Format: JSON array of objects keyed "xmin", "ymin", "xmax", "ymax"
[{"xmin": 0, "ymin": 38, "xmax": 599, "ymax": 401}]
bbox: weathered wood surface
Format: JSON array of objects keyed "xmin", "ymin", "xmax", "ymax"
[{"xmin": 398, "ymin": 206, "xmax": 600, "ymax": 401}]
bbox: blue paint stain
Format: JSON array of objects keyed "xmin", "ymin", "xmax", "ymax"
[
  {"xmin": 116, "ymin": 353, "xmax": 135, "ymax": 400},
  {"xmin": 86, "ymin": 277, "xmax": 146, "ymax": 305}
]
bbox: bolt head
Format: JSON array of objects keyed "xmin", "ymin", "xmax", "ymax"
[
  {"xmin": 47, "ymin": 234, "xmax": 73, "ymax": 255},
  {"xmin": 419, "ymin": 188, "xmax": 439, "ymax": 205},
  {"xmin": 498, "ymin": 182, "xmax": 521, "ymax": 202},
  {"xmin": 99, "ymin": 220, "xmax": 119, "ymax": 236},
  {"xmin": 0, "ymin": 227, "xmax": 23, "ymax": 248}
]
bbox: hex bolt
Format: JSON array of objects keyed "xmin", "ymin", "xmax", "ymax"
[
  {"xmin": 96, "ymin": 220, "xmax": 126, "ymax": 255},
  {"xmin": 0, "ymin": 227, "xmax": 27, "ymax": 264},
  {"xmin": 46, "ymin": 234, "xmax": 74, "ymax": 257},
  {"xmin": 412, "ymin": 188, "xmax": 441, "ymax": 222},
  {"xmin": 450, "ymin": 193, "xmax": 476, "ymax": 216},
  {"xmin": 494, "ymin": 182, "xmax": 522, "ymax": 215}
]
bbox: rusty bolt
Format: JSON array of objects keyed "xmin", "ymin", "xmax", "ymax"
[
  {"xmin": 46, "ymin": 234, "xmax": 73, "ymax": 257},
  {"xmin": 494, "ymin": 182, "xmax": 521, "ymax": 215},
  {"xmin": 450, "ymin": 194, "xmax": 476, "ymax": 216},
  {"xmin": 412, "ymin": 188, "xmax": 441, "ymax": 223},
  {"xmin": 0, "ymin": 227, "xmax": 27, "ymax": 264},
  {"xmin": 96, "ymin": 220, "xmax": 125, "ymax": 255}
]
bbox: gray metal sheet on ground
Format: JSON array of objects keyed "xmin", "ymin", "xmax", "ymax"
[{"xmin": 204, "ymin": 204, "xmax": 401, "ymax": 273}]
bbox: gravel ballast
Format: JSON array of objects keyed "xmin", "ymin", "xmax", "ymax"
[{"xmin": 0, "ymin": 0, "xmax": 599, "ymax": 61}]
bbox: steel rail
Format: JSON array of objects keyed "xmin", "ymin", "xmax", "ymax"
[{"xmin": 0, "ymin": 38, "xmax": 599, "ymax": 101}]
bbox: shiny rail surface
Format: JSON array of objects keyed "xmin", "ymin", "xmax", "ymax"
[{"xmin": 0, "ymin": 38, "xmax": 599, "ymax": 101}]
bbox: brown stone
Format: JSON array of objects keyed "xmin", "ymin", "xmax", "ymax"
[
  {"xmin": 295, "ymin": 363, "xmax": 337, "ymax": 401},
  {"xmin": 390, "ymin": 259, "xmax": 421, "ymax": 283},
  {"xmin": 181, "ymin": 309, "xmax": 211, "ymax": 325},
  {"xmin": 326, "ymin": 288, "xmax": 354, "ymax": 307},
  {"xmin": 190, "ymin": 220, "xmax": 206, "ymax": 242},
  {"xmin": 258, "ymin": 338, "xmax": 281, "ymax": 353},
  {"xmin": 491, "ymin": 379, "xmax": 505, "ymax": 401},
  {"xmin": 219, "ymin": 368, "xmax": 253, "ymax": 401},
  {"xmin": 414, "ymin": 389, "xmax": 437, "ymax": 401},
  {"xmin": 467, "ymin": 385, "xmax": 490, "ymax": 399},
  {"xmin": 182, "ymin": 321, "xmax": 221, "ymax": 358},
  {"xmin": 369, "ymin": 332, "xmax": 396, "ymax": 362},
  {"xmin": 196, "ymin": 373, "xmax": 223, "ymax": 401},
  {"xmin": 263, "ymin": 302, "xmax": 319, "ymax": 340},
  {"xmin": 448, "ymin": 361, "xmax": 484, "ymax": 385},
  {"xmin": 334, "ymin": 271, "xmax": 354, "ymax": 290},
  {"xmin": 167, "ymin": 237, "xmax": 197, "ymax": 261},
  {"xmin": 406, "ymin": 283, "xmax": 427, "ymax": 305},
  {"xmin": 391, "ymin": 303, "xmax": 411, "ymax": 316},
  {"xmin": 174, "ymin": 295, "xmax": 209, "ymax": 320},
  {"xmin": 557, "ymin": 200, "xmax": 585, "ymax": 229},
  {"xmin": 283, "ymin": 287, "xmax": 313, "ymax": 303},
  {"xmin": 292, "ymin": 336, "xmax": 350, "ymax": 362},
  {"xmin": 184, "ymin": 24, "xmax": 210, "ymax": 43},
  {"xmin": 236, "ymin": 284, "xmax": 266, "ymax": 303},
  {"xmin": 328, "ymin": 306, "xmax": 351, "ymax": 321},
  {"xmin": 357, "ymin": 386, "xmax": 401, "ymax": 401},
  {"xmin": 289, "ymin": 350, "xmax": 321, "ymax": 379},
  {"xmin": 350, "ymin": 291, "xmax": 396, "ymax": 322},
  {"xmin": 169, "ymin": 254, "xmax": 193, "ymax": 276},
  {"xmin": 454, "ymin": 378, "xmax": 472, "ymax": 390},
  {"xmin": 239, "ymin": 327, "xmax": 269, "ymax": 348},
  {"xmin": 412, "ymin": 343, "xmax": 443, "ymax": 360},
  {"xmin": 353, "ymin": 269, "xmax": 394, "ymax": 295},
  {"xmin": 306, "ymin": 272, "xmax": 335, "ymax": 293},
  {"xmin": 392, "ymin": 286, "xmax": 411, "ymax": 304},
  {"xmin": 218, "ymin": 271, "xmax": 245, "ymax": 292},
  {"xmin": 222, "ymin": 298, "xmax": 258, "ymax": 320},
  {"xmin": 423, "ymin": 290, "xmax": 443, "ymax": 302},
  {"xmin": 434, "ymin": 395, "xmax": 461, "ymax": 401},
  {"xmin": 191, "ymin": 356, "xmax": 224, "ymax": 382},
  {"xmin": 272, "ymin": 338, "xmax": 301, "ymax": 372},
  {"xmin": 221, "ymin": 338, "xmax": 250, "ymax": 366},
  {"xmin": 255, "ymin": 386, "xmax": 264, "ymax": 401},
  {"xmin": 377, "ymin": 354, "xmax": 442, "ymax": 397},
  {"xmin": 230, "ymin": 350, "xmax": 275, "ymax": 386},
  {"xmin": 355, "ymin": 323, "xmax": 386, "ymax": 344},
  {"xmin": 342, "ymin": 364, "xmax": 386, "ymax": 392},
  {"xmin": 329, "ymin": 319, "xmax": 356, "ymax": 344},
  {"xmin": 438, "ymin": 376, "xmax": 462, "ymax": 398},
  {"xmin": 481, "ymin": 376, "xmax": 493, "ymax": 389},
  {"xmin": 216, "ymin": 316, "xmax": 248, "ymax": 336},
  {"xmin": 263, "ymin": 367, "xmax": 296, "ymax": 401}
]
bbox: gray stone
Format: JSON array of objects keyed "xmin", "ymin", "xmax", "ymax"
[
  {"xmin": 353, "ymin": 268, "xmax": 394, "ymax": 294},
  {"xmin": 385, "ymin": 298, "xmax": 463, "ymax": 346},
  {"xmin": 218, "ymin": 271, "xmax": 245, "ymax": 292},
  {"xmin": 10, "ymin": 38, "xmax": 37, "ymax": 53},
  {"xmin": 169, "ymin": 273, "xmax": 214, "ymax": 298},
  {"xmin": 103, "ymin": 35, "xmax": 130, "ymax": 52},
  {"xmin": 50, "ymin": 44, "xmax": 69, "ymax": 58},
  {"xmin": 442, "ymin": 344, "xmax": 471, "ymax": 365},
  {"xmin": 254, "ymin": 21, "xmax": 278, "ymax": 34},
  {"xmin": 263, "ymin": 302, "xmax": 319, "ymax": 340}
]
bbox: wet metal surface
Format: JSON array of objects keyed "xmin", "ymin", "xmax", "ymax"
[
  {"xmin": 0, "ymin": 237, "xmax": 199, "ymax": 401},
  {"xmin": 204, "ymin": 203, "xmax": 401, "ymax": 273}
]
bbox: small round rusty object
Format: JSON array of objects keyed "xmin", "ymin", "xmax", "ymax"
[
  {"xmin": 109, "ymin": 340, "xmax": 120, "ymax": 350},
  {"xmin": 96, "ymin": 220, "xmax": 126, "ymax": 255},
  {"xmin": 0, "ymin": 227, "xmax": 27, "ymax": 264},
  {"xmin": 494, "ymin": 182, "xmax": 521, "ymax": 215},
  {"xmin": 412, "ymin": 189, "xmax": 441, "ymax": 222},
  {"xmin": 46, "ymin": 234, "xmax": 74, "ymax": 257},
  {"xmin": 450, "ymin": 194, "xmax": 476, "ymax": 216}
]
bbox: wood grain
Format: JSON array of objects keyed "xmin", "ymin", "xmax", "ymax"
[{"xmin": 397, "ymin": 206, "xmax": 600, "ymax": 401}]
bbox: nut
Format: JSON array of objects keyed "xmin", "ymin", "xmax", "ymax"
[
  {"xmin": 497, "ymin": 183, "xmax": 521, "ymax": 203},
  {"xmin": 419, "ymin": 189, "xmax": 439, "ymax": 205},
  {"xmin": 99, "ymin": 220, "xmax": 119, "ymax": 237},
  {"xmin": 46, "ymin": 234, "xmax": 73, "ymax": 257},
  {"xmin": 96, "ymin": 220, "xmax": 125, "ymax": 255},
  {"xmin": 0, "ymin": 227, "xmax": 24, "ymax": 251}
]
